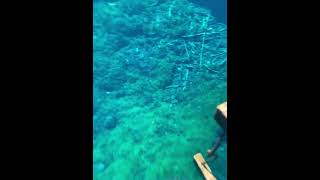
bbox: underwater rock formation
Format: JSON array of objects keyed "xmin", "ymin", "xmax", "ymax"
[{"xmin": 94, "ymin": 109, "xmax": 120, "ymax": 136}]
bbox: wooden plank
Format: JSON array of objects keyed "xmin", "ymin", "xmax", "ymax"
[
  {"xmin": 217, "ymin": 101, "xmax": 227, "ymax": 119},
  {"xmin": 193, "ymin": 153, "xmax": 217, "ymax": 180},
  {"xmin": 215, "ymin": 101, "xmax": 227, "ymax": 130}
]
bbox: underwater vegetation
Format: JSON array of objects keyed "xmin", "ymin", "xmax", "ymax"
[{"xmin": 94, "ymin": 0, "xmax": 227, "ymax": 179}]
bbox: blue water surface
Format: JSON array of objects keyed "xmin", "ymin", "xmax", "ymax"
[{"xmin": 93, "ymin": 0, "xmax": 227, "ymax": 179}]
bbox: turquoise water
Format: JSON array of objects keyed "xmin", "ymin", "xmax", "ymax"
[{"xmin": 93, "ymin": 0, "xmax": 227, "ymax": 179}]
